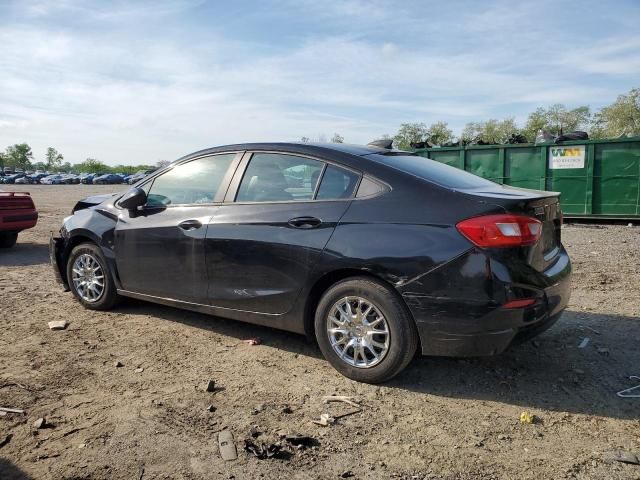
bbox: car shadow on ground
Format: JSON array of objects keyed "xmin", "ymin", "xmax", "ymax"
[
  {"xmin": 116, "ymin": 301, "xmax": 640, "ymax": 420},
  {"xmin": 0, "ymin": 458, "xmax": 33, "ymax": 480},
  {"xmin": 0, "ymin": 243, "xmax": 49, "ymax": 267}
]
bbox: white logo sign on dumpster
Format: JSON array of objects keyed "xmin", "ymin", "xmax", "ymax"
[{"xmin": 549, "ymin": 145, "xmax": 585, "ymax": 169}]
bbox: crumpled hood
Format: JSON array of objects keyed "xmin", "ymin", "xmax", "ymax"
[{"xmin": 72, "ymin": 193, "xmax": 119, "ymax": 213}]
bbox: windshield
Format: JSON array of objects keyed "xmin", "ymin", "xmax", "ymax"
[{"xmin": 368, "ymin": 154, "xmax": 498, "ymax": 189}]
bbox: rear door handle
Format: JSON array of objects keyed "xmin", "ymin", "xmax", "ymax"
[
  {"xmin": 288, "ymin": 216, "xmax": 322, "ymax": 229},
  {"xmin": 178, "ymin": 219, "xmax": 203, "ymax": 231}
]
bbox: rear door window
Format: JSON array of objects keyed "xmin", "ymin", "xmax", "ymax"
[{"xmin": 236, "ymin": 153, "xmax": 323, "ymax": 202}]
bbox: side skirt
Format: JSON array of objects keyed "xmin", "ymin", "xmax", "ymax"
[{"xmin": 116, "ymin": 289, "xmax": 306, "ymax": 334}]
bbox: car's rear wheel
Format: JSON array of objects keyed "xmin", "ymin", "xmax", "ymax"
[
  {"xmin": 66, "ymin": 242, "xmax": 119, "ymax": 310},
  {"xmin": 0, "ymin": 232, "xmax": 18, "ymax": 248},
  {"xmin": 314, "ymin": 277, "xmax": 418, "ymax": 383}
]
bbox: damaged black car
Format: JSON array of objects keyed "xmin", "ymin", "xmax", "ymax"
[{"xmin": 50, "ymin": 142, "xmax": 571, "ymax": 383}]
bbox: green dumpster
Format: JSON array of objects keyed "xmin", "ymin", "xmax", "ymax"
[{"xmin": 413, "ymin": 137, "xmax": 640, "ymax": 219}]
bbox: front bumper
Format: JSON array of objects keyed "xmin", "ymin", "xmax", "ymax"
[
  {"xmin": 49, "ymin": 234, "xmax": 69, "ymax": 291},
  {"xmin": 405, "ymin": 249, "xmax": 572, "ymax": 357}
]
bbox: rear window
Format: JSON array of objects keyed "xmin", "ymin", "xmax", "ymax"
[{"xmin": 370, "ymin": 154, "xmax": 497, "ymax": 189}]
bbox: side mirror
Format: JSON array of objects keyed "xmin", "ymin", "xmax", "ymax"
[{"xmin": 119, "ymin": 187, "xmax": 147, "ymax": 214}]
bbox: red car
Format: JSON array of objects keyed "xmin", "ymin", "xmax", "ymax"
[{"xmin": 0, "ymin": 192, "xmax": 38, "ymax": 248}]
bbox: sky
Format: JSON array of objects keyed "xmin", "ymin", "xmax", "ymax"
[{"xmin": 0, "ymin": 0, "xmax": 639, "ymax": 166}]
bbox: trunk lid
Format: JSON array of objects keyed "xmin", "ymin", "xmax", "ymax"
[{"xmin": 462, "ymin": 185, "xmax": 563, "ymax": 271}]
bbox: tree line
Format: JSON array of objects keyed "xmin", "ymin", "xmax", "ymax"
[
  {"xmin": 0, "ymin": 144, "xmax": 157, "ymax": 174},
  {"xmin": 390, "ymin": 87, "xmax": 640, "ymax": 150},
  {"xmin": 303, "ymin": 88, "xmax": 639, "ymax": 149}
]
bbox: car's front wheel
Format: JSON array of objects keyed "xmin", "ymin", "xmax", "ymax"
[
  {"xmin": 314, "ymin": 277, "xmax": 418, "ymax": 384},
  {"xmin": 66, "ymin": 242, "xmax": 120, "ymax": 310}
]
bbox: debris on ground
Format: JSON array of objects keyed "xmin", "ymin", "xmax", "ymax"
[
  {"xmin": 33, "ymin": 417, "xmax": 47, "ymax": 429},
  {"xmin": 218, "ymin": 430, "xmax": 237, "ymax": 461},
  {"xmin": 578, "ymin": 337, "xmax": 590, "ymax": 348},
  {"xmin": 0, "ymin": 434, "xmax": 12, "ymax": 449},
  {"xmin": 249, "ymin": 426, "xmax": 262, "ymax": 438},
  {"xmin": 243, "ymin": 439, "xmax": 281, "ymax": 459},
  {"xmin": 114, "ymin": 361, "xmax": 123, "ymax": 368},
  {"xmin": 519, "ymin": 411, "xmax": 535, "ymax": 424},
  {"xmin": 617, "ymin": 376, "xmax": 640, "ymax": 398},
  {"xmin": 322, "ymin": 395, "xmax": 361, "ymax": 408},
  {"xmin": 312, "ymin": 413, "xmax": 336, "ymax": 426},
  {"xmin": 341, "ymin": 471, "xmax": 355, "ymax": 478},
  {"xmin": 205, "ymin": 379, "xmax": 216, "ymax": 392},
  {"xmin": 0, "ymin": 407, "xmax": 25, "ymax": 415},
  {"xmin": 48, "ymin": 320, "xmax": 68, "ymax": 331},
  {"xmin": 597, "ymin": 347, "xmax": 610, "ymax": 355},
  {"xmin": 242, "ymin": 337, "xmax": 261, "ymax": 346},
  {"xmin": 604, "ymin": 449, "xmax": 640, "ymax": 465},
  {"xmin": 135, "ymin": 367, "xmax": 144, "ymax": 373},
  {"xmin": 283, "ymin": 434, "xmax": 318, "ymax": 449},
  {"xmin": 207, "ymin": 404, "xmax": 216, "ymax": 412}
]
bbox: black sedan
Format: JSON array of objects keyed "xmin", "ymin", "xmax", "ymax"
[{"xmin": 50, "ymin": 142, "xmax": 571, "ymax": 383}]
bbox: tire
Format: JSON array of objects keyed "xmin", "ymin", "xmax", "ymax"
[
  {"xmin": 0, "ymin": 232, "xmax": 18, "ymax": 248},
  {"xmin": 314, "ymin": 277, "xmax": 418, "ymax": 383},
  {"xmin": 66, "ymin": 242, "xmax": 120, "ymax": 310}
]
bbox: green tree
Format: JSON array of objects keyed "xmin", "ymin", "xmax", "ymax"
[
  {"xmin": 461, "ymin": 118, "xmax": 519, "ymax": 144},
  {"xmin": 522, "ymin": 104, "xmax": 591, "ymax": 141},
  {"xmin": 591, "ymin": 88, "xmax": 640, "ymax": 138},
  {"xmin": 426, "ymin": 121, "xmax": 454, "ymax": 145},
  {"xmin": 393, "ymin": 122, "xmax": 429, "ymax": 150},
  {"xmin": 331, "ymin": 133, "xmax": 344, "ymax": 143},
  {"xmin": 4, "ymin": 143, "xmax": 33, "ymax": 170},
  {"xmin": 73, "ymin": 158, "xmax": 110, "ymax": 173},
  {"xmin": 45, "ymin": 147, "xmax": 64, "ymax": 170}
]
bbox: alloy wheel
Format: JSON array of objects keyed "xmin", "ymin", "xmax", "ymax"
[
  {"xmin": 71, "ymin": 253, "xmax": 105, "ymax": 303},
  {"xmin": 326, "ymin": 296, "xmax": 390, "ymax": 368}
]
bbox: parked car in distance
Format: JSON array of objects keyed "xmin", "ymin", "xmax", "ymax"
[
  {"xmin": 0, "ymin": 191, "xmax": 38, "ymax": 248},
  {"xmin": 93, "ymin": 173, "xmax": 123, "ymax": 185},
  {"xmin": 2, "ymin": 173, "xmax": 27, "ymax": 184},
  {"xmin": 41, "ymin": 174, "xmax": 65, "ymax": 185},
  {"xmin": 14, "ymin": 175, "xmax": 33, "ymax": 184},
  {"xmin": 50, "ymin": 142, "xmax": 571, "ymax": 383},
  {"xmin": 127, "ymin": 169, "xmax": 156, "ymax": 184}
]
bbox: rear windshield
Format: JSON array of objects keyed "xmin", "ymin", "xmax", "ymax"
[{"xmin": 369, "ymin": 154, "xmax": 498, "ymax": 189}]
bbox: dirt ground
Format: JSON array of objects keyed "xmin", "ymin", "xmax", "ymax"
[{"xmin": 1, "ymin": 184, "xmax": 639, "ymax": 480}]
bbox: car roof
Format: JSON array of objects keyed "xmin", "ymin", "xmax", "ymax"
[{"xmin": 178, "ymin": 142, "xmax": 410, "ymax": 163}]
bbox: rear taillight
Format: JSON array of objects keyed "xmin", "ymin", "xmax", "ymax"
[{"xmin": 456, "ymin": 214, "xmax": 542, "ymax": 248}]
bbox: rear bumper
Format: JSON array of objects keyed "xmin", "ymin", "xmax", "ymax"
[
  {"xmin": 0, "ymin": 211, "xmax": 38, "ymax": 233},
  {"xmin": 404, "ymin": 249, "xmax": 571, "ymax": 357}
]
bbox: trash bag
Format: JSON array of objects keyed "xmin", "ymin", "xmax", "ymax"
[
  {"xmin": 409, "ymin": 141, "xmax": 431, "ymax": 149},
  {"xmin": 535, "ymin": 130, "xmax": 556, "ymax": 145},
  {"xmin": 555, "ymin": 131, "xmax": 588, "ymax": 143},
  {"xmin": 507, "ymin": 133, "xmax": 528, "ymax": 144}
]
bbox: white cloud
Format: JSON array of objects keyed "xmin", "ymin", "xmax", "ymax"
[{"xmin": 0, "ymin": 0, "xmax": 638, "ymax": 164}]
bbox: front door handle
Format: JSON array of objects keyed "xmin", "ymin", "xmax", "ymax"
[
  {"xmin": 288, "ymin": 216, "xmax": 322, "ymax": 229},
  {"xmin": 178, "ymin": 219, "xmax": 203, "ymax": 231}
]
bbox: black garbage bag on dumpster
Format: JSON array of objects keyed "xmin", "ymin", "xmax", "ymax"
[
  {"xmin": 555, "ymin": 131, "xmax": 589, "ymax": 143},
  {"xmin": 507, "ymin": 133, "xmax": 528, "ymax": 144}
]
